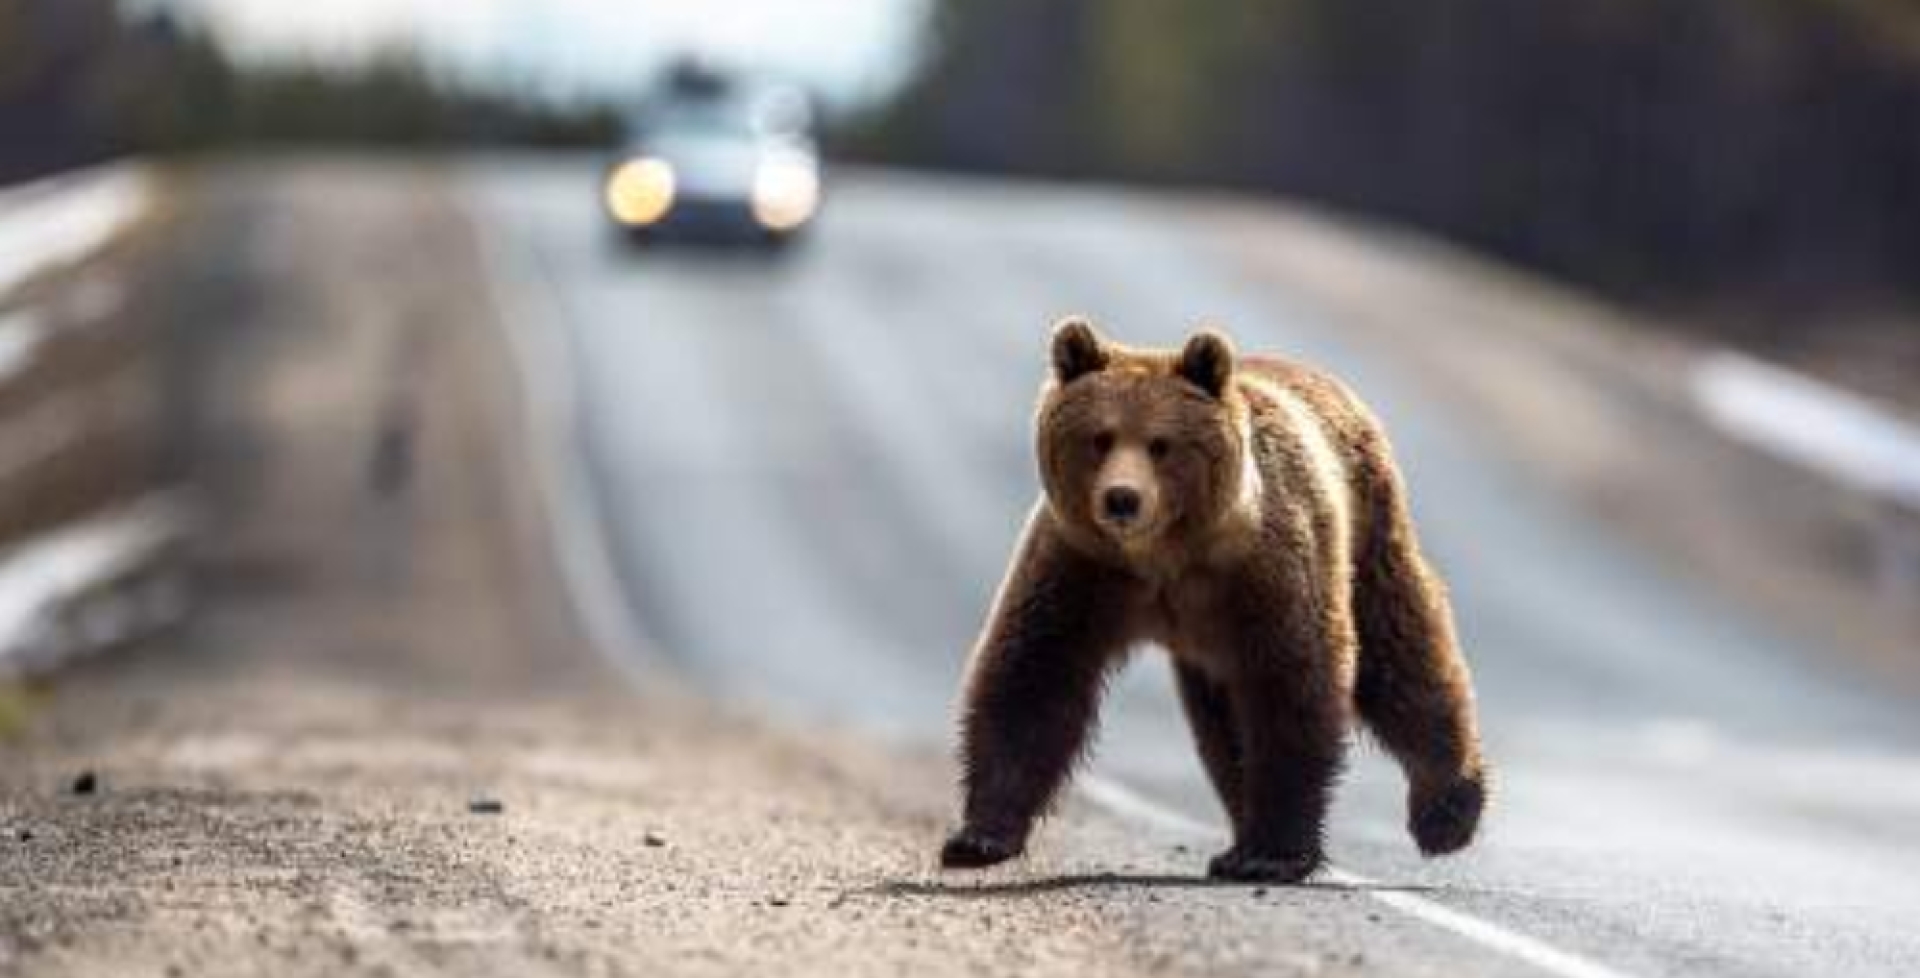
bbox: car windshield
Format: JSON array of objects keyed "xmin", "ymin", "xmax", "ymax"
[{"xmin": 649, "ymin": 104, "xmax": 756, "ymax": 140}]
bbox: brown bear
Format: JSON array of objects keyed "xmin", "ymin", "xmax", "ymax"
[{"xmin": 940, "ymin": 318, "xmax": 1488, "ymax": 883}]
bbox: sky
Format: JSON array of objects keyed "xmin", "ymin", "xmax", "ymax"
[{"xmin": 154, "ymin": 0, "xmax": 929, "ymax": 106}]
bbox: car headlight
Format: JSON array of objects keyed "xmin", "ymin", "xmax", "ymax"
[
  {"xmin": 751, "ymin": 156, "xmax": 820, "ymax": 231},
  {"xmin": 605, "ymin": 157, "xmax": 676, "ymax": 227}
]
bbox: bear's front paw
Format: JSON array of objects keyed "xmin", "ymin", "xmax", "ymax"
[
  {"xmin": 1411, "ymin": 771, "xmax": 1487, "ymax": 857},
  {"xmin": 1206, "ymin": 845, "xmax": 1323, "ymax": 884},
  {"xmin": 940, "ymin": 828, "xmax": 1025, "ymax": 870}
]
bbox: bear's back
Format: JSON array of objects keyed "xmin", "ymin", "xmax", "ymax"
[
  {"xmin": 1235, "ymin": 353, "xmax": 1404, "ymax": 549},
  {"xmin": 1237, "ymin": 355, "xmax": 1381, "ymax": 457}
]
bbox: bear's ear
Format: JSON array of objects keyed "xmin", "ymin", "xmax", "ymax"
[
  {"xmin": 1177, "ymin": 329, "xmax": 1236, "ymax": 398},
  {"xmin": 1050, "ymin": 316, "xmax": 1109, "ymax": 384}
]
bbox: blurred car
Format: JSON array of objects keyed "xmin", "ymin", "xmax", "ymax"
[{"xmin": 602, "ymin": 67, "xmax": 821, "ymax": 249}]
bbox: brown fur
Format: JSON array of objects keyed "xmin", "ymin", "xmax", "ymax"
[{"xmin": 941, "ymin": 318, "xmax": 1488, "ymax": 882}]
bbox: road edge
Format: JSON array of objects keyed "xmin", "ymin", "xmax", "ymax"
[{"xmin": 461, "ymin": 171, "xmax": 669, "ymax": 685}]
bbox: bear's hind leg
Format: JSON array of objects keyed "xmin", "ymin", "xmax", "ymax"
[
  {"xmin": 1174, "ymin": 662, "xmax": 1245, "ymax": 833},
  {"xmin": 1352, "ymin": 496, "xmax": 1488, "ymax": 857}
]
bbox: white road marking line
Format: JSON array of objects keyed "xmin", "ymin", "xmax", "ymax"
[{"xmin": 1079, "ymin": 774, "xmax": 1642, "ymax": 978}]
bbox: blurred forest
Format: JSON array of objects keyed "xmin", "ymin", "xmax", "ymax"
[
  {"xmin": 9, "ymin": 0, "xmax": 1917, "ymax": 308},
  {"xmin": 865, "ymin": 0, "xmax": 1920, "ymax": 303},
  {"xmin": 0, "ymin": 0, "xmax": 615, "ymax": 185}
]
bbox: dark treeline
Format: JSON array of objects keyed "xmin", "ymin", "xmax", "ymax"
[
  {"xmin": 864, "ymin": 0, "xmax": 1920, "ymax": 301},
  {"xmin": 0, "ymin": 0, "xmax": 615, "ymax": 185}
]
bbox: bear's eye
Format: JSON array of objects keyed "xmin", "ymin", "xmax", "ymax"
[
  {"xmin": 1148, "ymin": 438, "xmax": 1171, "ymax": 460},
  {"xmin": 1092, "ymin": 432, "xmax": 1116, "ymax": 455}
]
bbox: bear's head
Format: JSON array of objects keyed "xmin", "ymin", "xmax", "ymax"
[{"xmin": 1036, "ymin": 317, "xmax": 1252, "ymax": 564}]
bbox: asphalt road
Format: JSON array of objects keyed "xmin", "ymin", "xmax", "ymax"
[{"xmin": 463, "ymin": 157, "xmax": 1920, "ymax": 978}]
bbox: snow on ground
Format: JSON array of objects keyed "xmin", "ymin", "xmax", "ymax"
[
  {"xmin": 1693, "ymin": 351, "xmax": 1920, "ymax": 509},
  {"xmin": 0, "ymin": 308, "xmax": 48, "ymax": 387},
  {"xmin": 0, "ymin": 163, "xmax": 168, "ymax": 677},
  {"xmin": 0, "ymin": 165, "xmax": 153, "ymax": 301},
  {"xmin": 0, "ymin": 496, "xmax": 185, "ymax": 677}
]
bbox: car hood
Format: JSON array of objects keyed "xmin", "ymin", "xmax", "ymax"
[{"xmin": 640, "ymin": 134, "xmax": 761, "ymax": 199}]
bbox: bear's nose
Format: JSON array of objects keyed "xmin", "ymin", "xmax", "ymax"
[{"xmin": 1102, "ymin": 486, "xmax": 1142, "ymax": 522}]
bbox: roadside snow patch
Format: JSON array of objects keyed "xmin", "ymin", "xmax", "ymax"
[
  {"xmin": 0, "ymin": 496, "xmax": 185, "ymax": 677},
  {"xmin": 0, "ymin": 165, "xmax": 152, "ymax": 301},
  {"xmin": 0, "ymin": 308, "xmax": 48, "ymax": 385},
  {"xmin": 1692, "ymin": 351, "xmax": 1920, "ymax": 509}
]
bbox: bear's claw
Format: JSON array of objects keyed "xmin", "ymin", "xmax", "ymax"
[
  {"xmin": 1206, "ymin": 845, "xmax": 1323, "ymax": 883},
  {"xmin": 940, "ymin": 828, "xmax": 1024, "ymax": 869},
  {"xmin": 1411, "ymin": 772, "xmax": 1486, "ymax": 856}
]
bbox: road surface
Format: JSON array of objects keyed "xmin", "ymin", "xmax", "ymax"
[{"xmin": 464, "ymin": 157, "xmax": 1920, "ymax": 978}]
